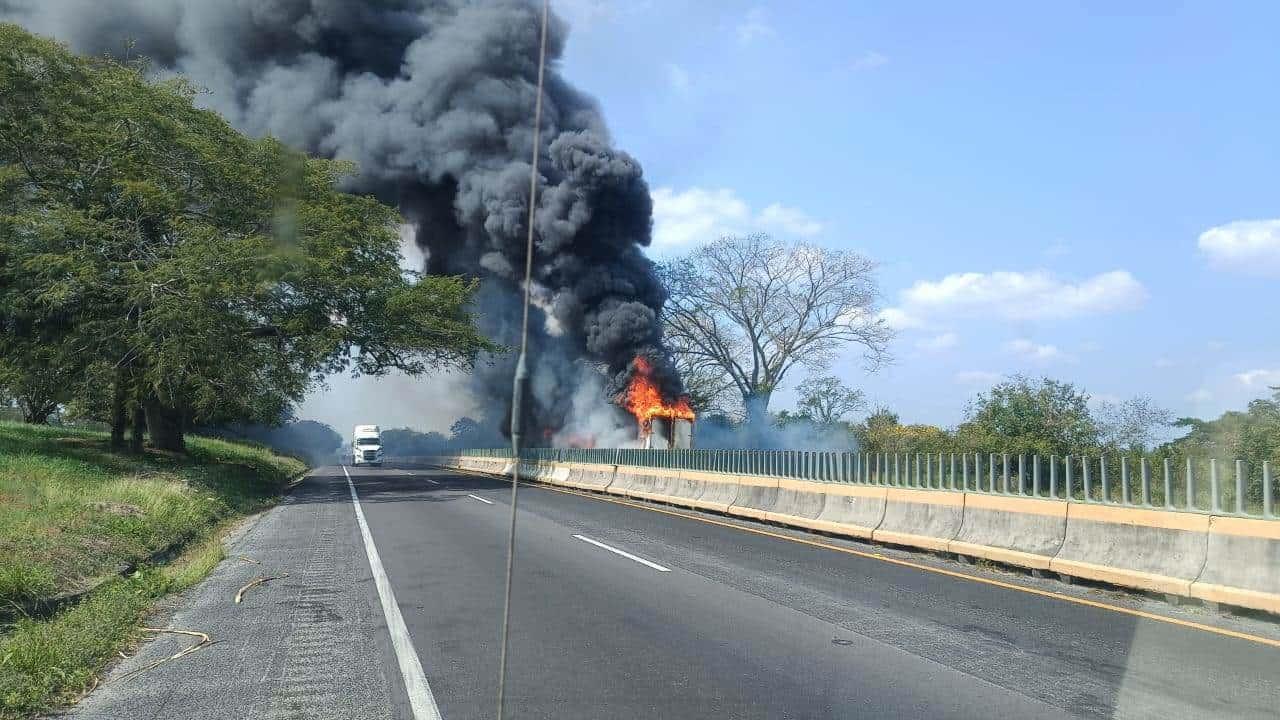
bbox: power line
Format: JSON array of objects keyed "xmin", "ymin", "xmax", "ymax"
[{"xmin": 495, "ymin": 1, "xmax": 550, "ymax": 718}]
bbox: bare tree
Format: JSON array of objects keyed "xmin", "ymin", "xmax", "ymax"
[
  {"xmin": 670, "ymin": 345, "xmax": 743, "ymax": 419},
  {"xmin": 660, "ymin": 234, "xmax": 892, "ymax": 424},
  {"xmin": 796, "ymin": 375, "xmax": 866, "ymax": 424},
  {"xmin": 1096, "ymin": 395, "xmax": 1174, "ymax": 452}
]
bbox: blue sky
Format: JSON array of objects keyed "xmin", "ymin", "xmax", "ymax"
[{"xmin": 549, "ymin": 0, "xmax": 1280, "ymax": 428}]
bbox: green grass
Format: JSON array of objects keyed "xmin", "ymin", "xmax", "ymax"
[{"xmin": 0, "ymin": 421, "xmax": 304, "ymax": 718}]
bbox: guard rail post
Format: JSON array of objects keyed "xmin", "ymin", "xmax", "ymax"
[
  {"xmin": 1208, "ymin": 456, "xmax": 1218, "ymax": 512},
  {"xmin": 1235, "ymin": 460, "xmax": 1246, "ymax": 515},
  {"xmin": 1141, "ymin": 458, "xmax": 1151, "ymax": 506}
]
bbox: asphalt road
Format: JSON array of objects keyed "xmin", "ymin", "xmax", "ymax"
[{"xmin": 71, "ymin": 465, "xmax": 1280, "ymax": 719}]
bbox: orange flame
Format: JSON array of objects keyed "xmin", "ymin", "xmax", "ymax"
[{"xmin": 621, "ymin": 356, "xmax": 695, "ymax": 431}]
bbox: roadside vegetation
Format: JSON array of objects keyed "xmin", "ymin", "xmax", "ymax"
[
  {"xmin": 0, "ymin": 23, "xmax": 493, "ymax": 453},
  {"xmin": 0, "ymin": 420, "xmax": 303, "ymax": 719}
]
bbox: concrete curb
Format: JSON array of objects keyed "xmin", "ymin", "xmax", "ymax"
[
  {"xmin": 762, "ymin": 478, "xmax": 827, "ymax": 526},
  {"xmin": 728, "ymin": 474, "xmax": 780, "ymax": 522},
  {"xmin": 1049, "ymin": 503, "xmax": 1209, "ymax": 596},
  {"xmin": 1189, "ymin": 516, "xmax": 1280, "ymax": 613},
  {"xmin": 872, "ymin": 489, "xmax": 966, "ymax": 552},
  {"xmin": 675, "ymin": 470, "xmax": 740, "ymax": 513},
  {"xmin": 948, "ymin": 494, "xmax": 1067, "ymax": 571},
  {"xmin": 794, "ymin": 483, "xmax": 887, "ymax": 539}
]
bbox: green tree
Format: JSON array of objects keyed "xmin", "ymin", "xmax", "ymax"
[
  {"xmin": 0, "ymin": 25, "xmax": 493, "ymax": 450},
  {"xmin": 956, "ymin": 375, "xmax": 1099, "ymax": 456},
  {"xmin": 796, "ymin": 375, "xmax": 866, "ymax": 424},
  {"xmin": 851, "ymin": 407, "xmax": 951, "ymax": 454},
  {"xmin": 1167, "ymin": 387, "xmax": 1280, "ymax": 463}
]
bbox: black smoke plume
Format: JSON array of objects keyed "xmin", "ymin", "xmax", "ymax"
[{"xmin": 2, "ymin": 0, "xmax": 684, "ymax": 443}]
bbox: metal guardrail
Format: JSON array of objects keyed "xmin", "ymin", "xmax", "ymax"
[{"xmin": 455, "ymin": 447, "xmax": 1276, "ymax": 520}]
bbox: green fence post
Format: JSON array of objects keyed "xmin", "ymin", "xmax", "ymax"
[
  {"xmin": 1064, "ymin": 456, "xmax": 1072, "ymax": 500},
  {"xmin": 1083, "ymin": 457, "xmax": 1091, "ymax": 502},
  {"xmin": 1235, "ymin": 460, "xmax": 1246, "ymax": 515},
  {"xmin": 1163, "ymin": 457, "xmax": 1173, "ymax": 509},
  {"xmin": 1141, "ymin": 458, "xmax": 1152, "ymax": 506},
  {"xmin": 1100, "ymin": 455, "xmax": 1110, "ymax": 503},
  {"xmin": 1210, "ymin": 459, "xmax": 1221, "ymax": 513},
  {"xmin": 1264, "ymin": 461, "xmax": 1273, "ymax": 519},
  {"xmin": 1121, "ymin": 457, "xmax": 1131, "ymax": 505},
  {"xmin": 1186, "ymin": 458, "xmax": 1195, "ymax": 510}
]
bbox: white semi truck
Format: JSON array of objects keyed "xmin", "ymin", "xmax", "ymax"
[{"xmin": 351, "ymin": 424, "xmax": 383, "ymax": 467}]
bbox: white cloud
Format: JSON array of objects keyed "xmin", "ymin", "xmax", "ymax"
[
  {"xmin": 736, "ymin": 7, "xmax": 774, "ymax": 44},
  {"xmin": 650, "ymin": 186, "xmax": 823, "ymax": 253},
  {"xmin": 849, "ymin": 50, "xmax": 889, "ymax": 71},
  {"xmin": 884, "ymin": 269, "xmax": 1147, "ymax": 324},
  {"xmin": 1235, "ymin": 368, "xmax": 1280, "ymax": 387},
  {"xmin": 1003, "ymin": 338, "xmax": 1064, "ymax": 361},
  {"xmin": 1154, "ymin": 357, "xmax": 1176, "ymax": 368},
  {"xmin": 916, "ymin": 332, "xmax": 958, "ymax": 352},
  {"xmin": 1186, "ymin": 388, "xmax": 1213, "ymax": 403},
  {"xmin": 1198, "ymin": 219, "xmax": 1280, "ymax": 275},
  {"xmin": 877, "ymin": 307, "xmax": 923, "ymax": 330},
  {"xmin": 666, "ymin": 63, "xmax": 692, "ymax": 95},
  {"xmin": 757, "ymin": 203, "xmax": 824, "ymax": 236},
  {"xmin": 955, "ymin": 370, "xmax": 1002, "ymax": 386}
]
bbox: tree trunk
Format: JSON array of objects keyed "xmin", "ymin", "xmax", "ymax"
[
  {"xmin": 144, "ymin": 396, "xmax": 186, "ymax": 453},
  {"xmin": 110, "ymin": 369, "xmax": 127, "ymax": 448},
  {"xmin": 741, "ymin": 389, "xmax": 774, "ymax": 448},
  {"xmin": 20, "ymin": 399, "xmax": 54, "ymax": 424},
  {"xmin": 130, "ymin": 402, "xmax": 146, "ymax": 454}
]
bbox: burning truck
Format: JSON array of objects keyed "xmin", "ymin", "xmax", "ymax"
[{"xmin": 618, "ymin": 357, "xmax": 694, "ymax": 450}]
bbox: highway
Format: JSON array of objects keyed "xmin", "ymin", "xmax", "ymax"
[{"xmin": 72, "ymin": 465, "xmax": 1280, "ymax": 719}]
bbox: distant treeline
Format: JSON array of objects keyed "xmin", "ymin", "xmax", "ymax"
[{"xmin": 698, "ymin": 375, "xmax": 1280, "ymax": 466}]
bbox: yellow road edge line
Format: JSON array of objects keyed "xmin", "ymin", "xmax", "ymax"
[{"xmin": 519, "ymin": 481, "xmax": 1280, "ymax": 650}]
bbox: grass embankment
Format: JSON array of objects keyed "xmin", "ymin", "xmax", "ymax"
[{"xmin": 0, "ymin": 421, "xmax": 305, "ymax": 719}]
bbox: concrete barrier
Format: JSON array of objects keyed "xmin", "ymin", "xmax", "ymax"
[
  {"xmin": 560, "ymin": 462, "xmax": 616, "ymax": 491},
  {"xmin": 1190, "ymin": 516, "xmax": 1280, "ymax": 613},
  {"xmin": 618, "ymin": 466, "xmax": 684, "ymax": 503},
  {"xmin": 1049, "ymin": 503, "xmax": 1209, "ymax": 596},
  {"xmin": 658, "ymin": 472, "xmax": 710, "ymax": 509},
  {"xmin": 728, "ymin": 474, "xmax": 779, "ymax": 522},
  {"xmin": 762, "ymin": 479, "xmax": 828, "ymax": 526},
  {"xmin": 796, "ymin": 484, "xmax": 887, "ymax": 539},
  {"xmin": 948, "ymin": 494, "xmax": 1067, "ymax": 570},
  {"xmin": 873, "ymin": 489, "xmax": 965, "ymax": 551},
  {"xmin": 606, "ymin": 465, "xmax": 665, "ymax": 500},
  {"xmin": 674, "ymin": 470, "xmax": 739, "ymax": 513},
  {"xmin": 476, "ymin": 458, "xmax": 507, "ymax": 474}
]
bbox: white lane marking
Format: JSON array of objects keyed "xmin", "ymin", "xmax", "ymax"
[
  {"xmin": 466, "ymin": 494, "xmax": 494, "ymax": 505},
  {"xmin": 343, "ymin": 466, "xmax": 443, "ymax": 720},
  {"xmin": 424, "ymin": 478, "xmax": 441, "ymax": 485},
  {"xmin": 572, "ymin": 534, "xmax": 671, "ymax": 572}
]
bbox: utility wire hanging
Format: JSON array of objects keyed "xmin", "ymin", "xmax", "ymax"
[{"xmin": 496, "ymin": 1, "xmax": 550, "ymax": 718}]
